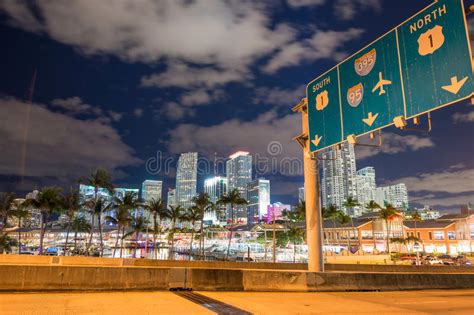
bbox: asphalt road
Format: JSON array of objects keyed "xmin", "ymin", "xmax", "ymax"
[{"xmin": 1, "ymin": 289, "xmax": 473, "ymax": 314}]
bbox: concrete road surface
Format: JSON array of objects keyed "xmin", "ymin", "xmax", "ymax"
[{"xmin": 1, "ymin": 290, "xmax": 474, "ymax": 314}]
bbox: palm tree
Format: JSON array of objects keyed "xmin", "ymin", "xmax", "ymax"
[
  {"xmin": 0, "ymin": 192, "xmax": 16, "ymax": 230},
  {"xmin": 71, "ymin": 217, "xmax": 91, "ymax": 254},
  {"xmin": 343, "ymin": 197, "xmax": 360, "ymax": 252},
  {"xmin": 366, "ymin": 200, "xmax": 381, "ymax": 251},
  {"xmin": 191, "ymin": 192, "xmax": 214, "ymax": 256},
  {"xmin": 79, "ymin": 167, "xmax": 114, "ymax": 198},
  {"xmin": 144, "ymin": 198, "xmax": 167, "ymax": 258},
  {"xmin": 0, "ymin": 233, "xmax": 17, "ymax": 254},
  {"xmin": 84, "ymin": 197, "xmax": 113, "ymax": 256},
  {"xmin": 167, "ymin": 205, "xmax": 185, "ymax": 260},
  {"xmin": 24, "ymin": 187, "xmax": 63, "ymax": 255},
  {"xmin": 106, "ymin": 207, "xmax": 132, "ymax": 258},
  {"xmin": 62, "ymin": 188, "xmax": 82, "ymax": 256},
  {"xmin": 217, "ymin": 189, "xmax": 248, "ymax": 260},
  {"xmin": 184, "ymin": 206, "xmax": 201, "ymax": 258},
  {"xmin": 123, "ymin": 216, "xmax": 149, "ymax": 258},
  {"xmin": 366, "ymin": 200, "xmax": 380, "ymax": 213},
  {"xmin": 287, "ymin": 225, "xmax": 305, "ymax": 263},
  {"xmin": 79, "ymin": 167, "xmax": 114, "ymax": 252},
  {"xmin": 11, "ymin": 201, "xmax": 30, "ymax": 254},
  {"xmin": 337, "ymin": 213, "xmax": 352, "ymax": 252},
  {"xmin": 112, "ymin": 191, "xmax": 141, "ymax": 258},
  {"xmin": 379, "ymin": 203, "xmax": 398, "ymax": 255},
  {"xmin": 323, "ymin": 204, "xmax": 342, "ymax": 247}
]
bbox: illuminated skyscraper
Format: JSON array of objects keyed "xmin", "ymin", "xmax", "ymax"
[
  {"xmin": 356, "ymin": 167, "xmax": 376, "ymax": 212},
  {"xmin": 321, "ymin": 142, "xmax": 358, "ymax": 215},
  {"xmin": 167, "ymin": 188, "xmax": 177, "ymax": 209},
  {"xmin": 141, "ymin": 180, "xmax": 162, "ymax": 203},
  {"xmin": 226, "ymin": 151, "xmax": 252, "ymax": 220},
  {"xmin": 246, "ymin": 178, "xmax": 270, "ymax": 224},
  {"xmin": 204, "ymin": 176, "xmax": 227, "ymax": 224},
  {"xmin": 175, "ymin": 152, "xmax": 198, "ymax": 209}
]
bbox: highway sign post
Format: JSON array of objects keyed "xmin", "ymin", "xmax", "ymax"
[
  {"xmin": 294, "ymin": 0, "xmax": 473, "ymax": 273},
  {"xmin": 306, "ymin": 0, "xmax": 473, "ymax": 153}
]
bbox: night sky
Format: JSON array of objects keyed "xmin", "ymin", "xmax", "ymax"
[{"xmin": 0, "ymin": 0, "xmax": 473, "ymax": 211}]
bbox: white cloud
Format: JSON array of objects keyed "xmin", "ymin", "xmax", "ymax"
[
  {"xmin": 411, "ymin": 193, "xmax": 474, "ymax": 208},
  {"xmin": 155, "ymin": 102, "xmax": 191, "ymax": 121},
  {"xmin": 180, "ymin": 89, "xmax": 224, "ymax": 107},
  {"xmin": 51, "ymin": 97, "xmax": 123, "ymax": 123},
  {"xmin": 167, "ymin": 110, "xmax": 301, "ymax": 164},
  {"xmin": 355, "ymin": 132, "xmax": 435, "ymax": 160},
  {"xmin": 141, "ymin": 62, "xmax": 248, "ymax": 89},
  {"xmin": 0, "ymin": 97, "xmax": 141, "ymax": 186},
  {"xmin": 453, "ymin": 112, "xmax": 474, "ymax": 123},
  {"xmin": 334, "ymin": 0, "xmax": 382, "ymax": 21},
  {"xmin": 263, "ymin": 28, "xmax": 364, "ymax": 73},
  {"xmin": 287, "ymin": 0, "xmax": 326, "ymax": 8},
  {"xmin": 0, "ymin": 0, "xmax": 294, "ymax": 69},
  {"xmin": 390, "ymin": 168, "xmax": 474, "ymax": 194},
  {"xmin": 254, "ymin": 85, "xmax": 306, "ymax": 107},
  {"xmin": 51, "ymin": 97, "xmax": 102, "ymax": 116}
]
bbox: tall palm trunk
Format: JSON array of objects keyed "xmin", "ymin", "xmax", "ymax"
[
  {"xmin": 226, "ymin": 204, "xmax": 234, "ymax": 261},
  {"xmin": 199, "ymin": 219, "xmax": 204, "ymax": 258},
  {"xmin": 385, "ymin": 219, "xmax": 391, "ymax": 255},
  {"xmin": 98, "ymin": 214, "xmax": 104, "ymax": 257},
  {"xmin": 87, "ymin": 215, "xmax": 95, "ymax": 254},
  {"xmin": 17, "ymin": 218, "xmax": 22, "ymax": 254},
  {"xmin": 38, "ymin": 213, "xmax": 47, "ymax": 255},
  {"xmin": 293, "ymin": 239, "xmax": 296, "ymax": 263},
  {"xmin": 152, "ymin": 214, "xmax": 157, "ymax": 260},
  {"xmin": 113, "ymin": 225, "xmax": 120, "ymax": 258},
  {"xmin": 169, "ymin": 219, "xmax": 176, "ymax": 260},
  {"xmin": 73, "ymin": 231, "xmax": 78, "ymax": 253},
  {"xmin": 189, "ymin": 225, "xmax": 195, "ymax": 260},
  {"xmin": 63, "ymin": 217, "xmax": 72, "ymax": 256},
  {"xmin": 120, "ymin": 227, "xmax": 125, "ymax": 258}
]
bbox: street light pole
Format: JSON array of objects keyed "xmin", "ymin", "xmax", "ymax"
[{"xmin": 293, "ymin": 98, "xmax": 324, "ymax": 272}]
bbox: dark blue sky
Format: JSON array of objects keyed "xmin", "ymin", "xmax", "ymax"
[{"xmin": 0, "ymin": 0, "xmax": 473, "ymax": 211}]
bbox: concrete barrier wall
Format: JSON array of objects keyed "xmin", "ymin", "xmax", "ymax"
[
  {"xmin": 0, "ymin": 265, "xmax": 169, "ymax": 291},
  {"xmin": 2, "ymin": 264, "xmax": 474, "ymax": 292},
  {"xmin": 2, "ymin": 254, "xmax": 474, "ymax": 274}
]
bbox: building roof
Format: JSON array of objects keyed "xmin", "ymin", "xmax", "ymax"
[
  {"xmin": 437, "ymin": 213, "xmax": 470, "ymax": 220},
  {"xmin": 403, "ymin": 220, "xmax": 454, "ymax": 229},
  {"xmin": 322, "ymin": 218, "xmax": 372, "ymax": 229},
  {"xmin": 251, "ymin": 223, "xmax": 287, "ymax": 232}
]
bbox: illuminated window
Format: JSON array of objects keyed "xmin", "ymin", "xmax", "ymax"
[{"xmin": 433, "ymin": 231, "xmax": 444, "ymax": 240}]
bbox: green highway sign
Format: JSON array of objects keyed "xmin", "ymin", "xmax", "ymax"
[{"xmin": 307, "ymin": 0, "xmax": 473, "ymax": 153}]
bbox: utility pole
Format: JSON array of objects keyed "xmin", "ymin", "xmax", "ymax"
[{"xmin": 293, "ymin": 98, "xmax": 324, "ymax": 272}]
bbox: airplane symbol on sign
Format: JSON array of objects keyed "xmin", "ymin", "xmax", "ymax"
[{"xmin": 372, "ymin": 72, "xmax": 392, "ymax": 96}]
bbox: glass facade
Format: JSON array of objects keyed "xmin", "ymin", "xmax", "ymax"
[
  {"xmin": 226, "ymin": 151, "xmax": 252, "ymax": 220},
  {"xmin": 175, "ymin": 152, "xmax": 198, "ymax": 209},
  {"xmin": 204, "ymin": 176, "xmax": 227, "ymax": 224},
  {"xmin": 246, "ymin": 178, "xmax": 270, "ymax": 223}
]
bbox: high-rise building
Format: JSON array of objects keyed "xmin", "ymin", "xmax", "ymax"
[
  {"xmin": 246, "ymin": 178, "xmax": 271, "ymax": 224},
  {"xmin": 141, "ymin": 180, "xmax": 163, "ymax": 203},
  {"xmin": 204, "ymin": 176, "xmax": 227, "ymax": 224},
  {"xmin": 175, "ymin": 152, "xmax": 198, "ymax": 209},
  {"xmin": 356, "ymin": 167, "xmax": 376, "ymax": 212},
  {"xmin": 375, "ymin": 184, "xmax": 409, "ymax": 210},
  {"xmin": 167, "ymin": 188, "xmax": 177, "ymax": 209},
  {"xmin": 298, "ymin": 187, "xmax": 305, "ymax": 202},
  {"xmin": 226, "ymin": 151, "xmax": 252, "ymax": 220},
  {"xmin": 321, "ymin": 142, "xmax": 357, "ymax": 215}
]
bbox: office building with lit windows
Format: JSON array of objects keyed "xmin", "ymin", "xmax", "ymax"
[{"xmin": 175, "ymin": 152, "xmax": 198, "ymax": 209}]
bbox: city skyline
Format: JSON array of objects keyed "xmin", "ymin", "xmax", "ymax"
[{"xmin": 0, "ymin": 0, "xmax": 472, "ymax": 212}]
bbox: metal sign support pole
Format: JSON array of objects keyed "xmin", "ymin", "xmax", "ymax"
[{"xmin": 293, "ymin": 99, "xmax": 324, "ymax": 272}]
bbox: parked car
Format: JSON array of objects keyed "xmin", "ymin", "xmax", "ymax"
[
  {"xmin": 438, "ymin": 254, "xmax": 455, "ymax": 265},
  {"xmin": 454, "ymin": 255, "xmax": 472, "ymax": 266},
  {"xmin": 422, "ymin": 256, "xmax": 443, "ymax": 265}
]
